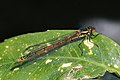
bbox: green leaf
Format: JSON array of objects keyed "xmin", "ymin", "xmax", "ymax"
[{"xmin": 0, "ymin": 30, "xmax": 120, "ymax": 80}]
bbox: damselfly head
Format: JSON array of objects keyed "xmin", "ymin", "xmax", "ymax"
[
  {"xmin": 87, "ymin": 26, "xmax": 96, "ymax": 32},
  {"xmin": 16, "ymin": 56, "xmax": 25, "ymax": 62}
]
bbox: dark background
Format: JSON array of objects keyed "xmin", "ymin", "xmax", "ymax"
[
  {"xmin": 0, "ymin": 1, "xmax": 120, "ymax": 79},
  {"xmin": 0, "ymin": 1, "xmax": 120, "ymax": 44}
]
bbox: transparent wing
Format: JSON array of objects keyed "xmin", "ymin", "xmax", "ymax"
[{"xmin": 23, "ymin": 31, "xmax": 77, "ymax": 55}]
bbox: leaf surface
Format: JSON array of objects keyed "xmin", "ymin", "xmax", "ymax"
[{"xmin": 0, "ymin": 30, "xmax": 120, "ymax": 80}]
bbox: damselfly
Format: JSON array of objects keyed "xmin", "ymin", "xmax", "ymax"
[{"xmin": 16, "ymin": 26, "xmax": 99, "ymax": 62}]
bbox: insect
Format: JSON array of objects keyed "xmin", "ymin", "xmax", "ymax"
[{"xmin": 16, "ymin": 26, "xmax": 99, "ymax": 62}]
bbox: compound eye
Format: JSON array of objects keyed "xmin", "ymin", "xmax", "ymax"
[{"xmin": 88, "ymin": 26, "xmax": 91, "ymax": 29}]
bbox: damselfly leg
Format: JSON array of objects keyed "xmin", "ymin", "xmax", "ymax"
[
  {"xmin": 78, "ymin": 26, "xmax": 100, "ymax": 55},
  {"xmin": 78, "ymin": 37, "xmax": 86, "ymax": 56},
  {"xmin": 87, "ymin": 33, "xmax": 100, "ymax": 48}
]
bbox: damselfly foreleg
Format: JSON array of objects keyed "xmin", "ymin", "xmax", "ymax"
[
  {"xmin": 78, "ymin": 37, "xmax": 86, "ymax": 56},
  {"xmin": 87, "ymin": 33, "xmax": 100, "ymax": 48}
]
